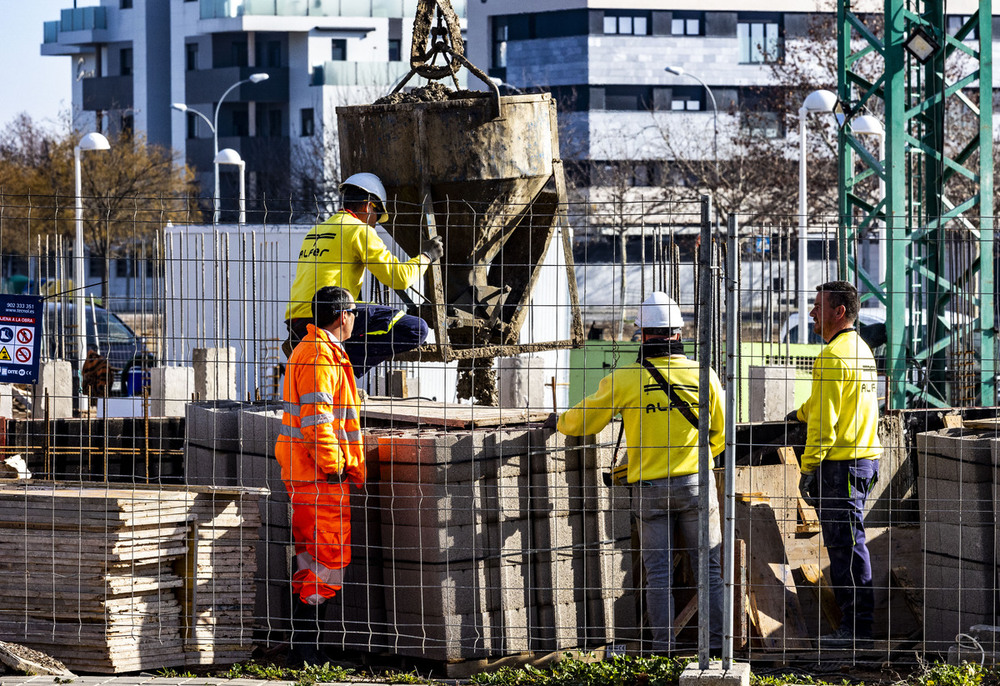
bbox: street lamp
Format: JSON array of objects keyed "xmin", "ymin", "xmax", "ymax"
[
  {"xmin": 214, "ymin": 148, "xmax": 246, "ymax": 225},
  {"xmin": 171, "ymin": 71, "xmax": 268, "ymax": 223},
  {"xmin": 665, "ymin": 66, "xmax": 719, "ymax": 176},
  {"xmin": 796, "ymin": 89, "xmax": 837, "ymax": 343},
  {"xmin": 852, "ymin": 115, "xmax": 886, "ymax": 284},
  {"xmin": 74, "ymin": 132, "xmax": 111, "ymax": 399}
]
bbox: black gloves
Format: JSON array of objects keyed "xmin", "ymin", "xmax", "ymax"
[
  {"xmin": 799, "ymin": 471, "xmax": 818, "ymax": 509},
  {"xmin": 542, "ymin": 412, "xmax": 559, "ymax": 431},
  {"xmin": 422, "ymin": 235, "xmax": 444, "ymax": 262},
  {"xmin": 785, "ymin": 408, "xmax": 801, "ymax": 422}
]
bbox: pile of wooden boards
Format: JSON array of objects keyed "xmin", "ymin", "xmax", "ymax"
[{"xmin": 0, "ymin": 483, "xmax": 259, "ymax": 673}]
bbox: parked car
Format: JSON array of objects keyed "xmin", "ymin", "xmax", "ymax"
[{"xmin": 43, "ymin": 302, "xmax": 155, "ymax": 393}]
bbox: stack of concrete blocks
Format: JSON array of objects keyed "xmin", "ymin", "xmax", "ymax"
[
  {"xmin": 184, "ymin": 401, "xmax": 291, "ymax": 643},
  {"xmin": 917, "ymin": 429, "xmax": 999, "ymax": 651},
  {"xmin": 529, "ymin": 425, "xmax": 635, "ymax": 651},
  {"xmin": 747, "ymin": 365, "xmax": 798, "ymax": 422},
  {"xmin": 375, "ymin": 423, "xmax": 635, "ymax": 661}
]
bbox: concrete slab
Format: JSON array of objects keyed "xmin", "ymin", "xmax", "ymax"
[
  {"xmin": 148, "ymin": 366, "xmax": 195, "ymax": 417},
  {"xmin": 679, "ymin": 660, "xmax": 751, "ymax": 686}
]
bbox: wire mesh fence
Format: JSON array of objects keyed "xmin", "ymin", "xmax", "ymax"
[{"xmin": 0, "ymin": 191, "xmax": 997, "ymax": 674}]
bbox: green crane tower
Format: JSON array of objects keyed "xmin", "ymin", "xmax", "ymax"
[{"xmin": 837, "ymin": 1, "xmax": 995, "ymax": 409}]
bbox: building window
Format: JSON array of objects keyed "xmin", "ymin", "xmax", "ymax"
[
  {"xmin": 738, "ymin": 18, "xmax": 782, "ymax": 63},
  {"xmin": 670, "ymin": 88, "xmax": 703, "ymax": 111},
  {"xmin": 186, "ymin": 112, "xmax": 197, "ymax": 139},
  {"xmin": 232, "ymin": 111, "xmax": 249, "ymax": 137},
  {"xmin": 186, "ymin": 43, "xmax": 198, "ymax": 71},
  {"xmin": 492, "ymin": 18, "xmax": 508, "ymax": 69},
  {"xmin": 120, "ymin": 48, "xmax": 133, "ymax": 76},
  {"xmin": 262, "ymin": 41, "xmax": 281, "ymax": 68},
  {"xmin": 388, "ymin": 39, "xmax": 402, "ymax": 62},
  {"xmin": 120, "ymin": 0, "xmax": 133, "ymax": 8},
  {"xmin": 331, "ymin": 39, "xmax": 347, "ymax": 61},
  {"xmin": 301, "ymin": 108, "xmax": 315, "ymax": 137},
  {"xmin": 232, "ymin": 41, "xmax": 248, "ymax": 67},
  {"xmin": 265, "ymin": 109, "xmax": 282, "ymax": 138},
  {"xmin": 742, "ymin": 111, "xmax": 785, "ymax": 138},
  {"xmin": 603, "ymin": 11, "xmax": 651, "ymax": 35},
  {"xmin": 604, "ymin": 85, "xmax": 653, "ymax": 111},
  {"xmin": 946, "ymin": 15, "xmax": 978, "ymax": 39},
  {"xmin": 671, "ymin": 12, "xmax": 703, "ymax": 36}
]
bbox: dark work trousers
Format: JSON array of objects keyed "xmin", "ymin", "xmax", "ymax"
[
  {"xmin": 285, "ymin": 303, "xmax": 429, "ymax": 377},
  {"xmin": 816, "ymin": 458, "xmax": 879, "ymax": 637}
]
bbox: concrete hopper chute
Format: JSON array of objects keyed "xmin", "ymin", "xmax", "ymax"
[{"xmin": 336, "ymin": 92, "xmax": 583, "ymax": 363}]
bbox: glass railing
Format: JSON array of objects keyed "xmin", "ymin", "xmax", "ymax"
[
  {"xmin": 200, "ymin": 0, "xmax": 464, "ymax": 19},
  {"xmin": 43, "ymin": 21, "xmax": 59, "ymax": 43},
  {"xmin": 58, "ymin": 6, "xmax": 108, "ymax": 32},
  {"xmin": 311, "ymin": 59, "xmax": 467, "ymax": 87}
]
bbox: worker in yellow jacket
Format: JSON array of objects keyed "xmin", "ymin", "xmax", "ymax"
[
  {"xmin": 545, "ymin": 292, "xmax": 724, "ymax": 655},
  {"xmin": 276, "ymin": 286, "xmax": 366, "ymax": 665},
  {"xmin": 284, "ymin": 172, "xmax": 444, "ymax": 375},
  {"xmin": 790, "ymin": 280, "xmax": 881, "ymax": 649}
]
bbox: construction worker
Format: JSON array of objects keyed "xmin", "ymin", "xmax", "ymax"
[
  {"xmin": 276, "ymin": 286, "xmax": 366, "ymax": 665},
  {"xmin": 544, "ymin": 292, "xmax": 724, "ymax": 655},
  {"xmin": 283, "ymin": 172, "xmax": 444, "ymax": 376},
  {"xmin": 789, "ymin": 280, "xmax": 881, "ymax": 649}
]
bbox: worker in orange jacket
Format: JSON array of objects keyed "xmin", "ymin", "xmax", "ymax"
[{"xmin": 275, "ymin": 285, "xmax": 366, "ymax": 665}]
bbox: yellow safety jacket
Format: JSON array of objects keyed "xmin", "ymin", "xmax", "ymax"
[
  {"xmin": 285, "ymin": 210, "xmax": 429, "ymax": 320},
  {"xmin": 794, "ymin": 328, "xmax": 882, "ymax": 473},
  {"xmin": 557, "ymin": 355, "xmax": 725, "ymax": 483}
]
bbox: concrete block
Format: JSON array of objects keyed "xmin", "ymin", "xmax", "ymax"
[
  {"xmin": 530, "ymin": 467, "xmax": 581, "ymax": 517},
  {"xmin": 239, "ymin": 404, "xmax": 283, "ymax": 457},
  {"xmin": 386, "ymin": 610, "xmax": 494, "ymax": 660},
  {"xmin": 534, "ymin": 548, "xmax": 585, "ymax": 606},
  {"xmin": 184, "ymin": 443, "xmax": 240, "ymax": 487},
  {"xmin": 485, "ymin": 427, "xmax": 533, "ymax": 459},
  {"xmin": 193, "ymin": 346, "xmax": 237, "ymax": 401},
  {"xmin": 495, "ymin": 604, "xmax": 534, "ymax": 653},
  {"xmin": 918, "ymin": 430, "xmax": 994, "ymax": 473},
  {"xmin": 922, "ymin": 520, "xmax": 994, "ymax": 561},
  {"xmin": 377, "ymin": 430, "xmax": 485, "ymax": 465},
  {"xmin": 185, "ymin": 400, "xmax": 246, "ymax": 452},
  {"xmin": 95, "ymin": 396, "xmax": 145, "ymax": 417},
  {"xmin": 920, "ymin": 477, "xmax": 994, "ymax": 528},
  {"xmin": 380, "ymin": 519, "xmax": 489, "ymax": 563},
  {"xmin": 0, "ymin": 384, "xmax": 11, "ymax": 417},
  {"xmin": 679, "ymin": 661, "xmax": 751, "ymax": 686},
  {"xmin": 533, "ymin": 512, "xmax": 588, "ymax": 552},
  {"xmin": 924, "ymin": 607, "xmax": 995, "ymax": 652},
  {"xmin": 924, "ymin": 554, "xmax": 997, "ymax": 638},
  {"xmin": 237, "ymin": 452, "xmax": 284, "ymax": 492},
  {"xmin": 148, "ymin": 366, "xmax": 195, "ymax": 417},
  {"xmin": 535, "ymin": 601, "xmax": 588, "ymax": 651},
  {"xmin": 384, "ymin": 559, "xmax": 495, "ymax": 616},
  {"xmin": 748, "ymin": 365, "xmax": 798, "ymax": 422},
  {"xmin": 31, "ymin": 359, "xmax": 72, "ymax": 419},
  {"xmin": 498, "ymin": 355, "xmax": 547, "ymax": 411}
]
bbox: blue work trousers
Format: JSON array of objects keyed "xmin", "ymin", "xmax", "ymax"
[
  {"xmin": 816, "ymin": 458, "xmax": 878, "ymax": 637},
  {"xmin": 286, "ymin": 304, "xmax": 429, "ymax": 377},
  {"xmin": 631, "ymin": 473, "xmax": 724, "ymax": 653}
]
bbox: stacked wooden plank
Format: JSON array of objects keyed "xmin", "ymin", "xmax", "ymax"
[
  {"xmin": 916, "ymin": 428, "xmax": 999, "ymax": 651},
  {"xmin": 0, "ymin": 484, "xmax": 258, "ymax": 673}
]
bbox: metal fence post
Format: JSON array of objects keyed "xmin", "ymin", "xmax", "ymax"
[{"xmin": 697, "ymin": 194, "xmax": 713, "ymax": 669}]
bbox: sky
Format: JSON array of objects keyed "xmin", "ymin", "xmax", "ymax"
[{"xmin": 0, "ymin": 0, "xmax": 99, "ymax": 129}]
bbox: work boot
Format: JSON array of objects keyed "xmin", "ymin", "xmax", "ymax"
[
  {"xmin": 817, "ymin": 626, "xmax": 874, "ymax": 651},
  {"xmin": 287, "ymin": 601, "xmax": 327, "ymax": 667}
]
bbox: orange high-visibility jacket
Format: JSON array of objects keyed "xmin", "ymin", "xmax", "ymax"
[{"xmin": 276, "ymin": 323, "xmax": 366, "ymax": 487}]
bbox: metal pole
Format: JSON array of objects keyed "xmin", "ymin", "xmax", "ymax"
[
  {"xmin": 237, "ymin": 160, "xmax": 246, "ymax": 225},
  {"xmin": 73, "ymin": 146, "xmax": 85, "ymax": 398},
  {"xmin": 797, "ymin": 107, "xmax": 808, "ymax": 344},
  {"xmin": 697, "ymin": 194, "xmax": 713, "ymax": 669},
  {"xmin": 723, "ymin": 213, "xmax": 739, "ymax": 669}
]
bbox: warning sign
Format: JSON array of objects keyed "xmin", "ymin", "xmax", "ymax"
[{"xmin": 0, "ymin": 295, "xmax": 42, "ymax": 383}]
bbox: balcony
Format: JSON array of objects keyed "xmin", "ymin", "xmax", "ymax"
[
  {"xmin": 42, "ymin": 6, "xmax": 109, "ymax": 54},
  {"xmin": 82, "ymin": 76, "xmax": 134, "ymax": 111},
  {"xmin": 184, "ymin": 135, "xmax": 290, "ymax": 174},
  {"xmin": 311, "ymin": 60, "xmax": 467, "ymax": 88},
  {"xmin": 198, "ymin": 0, "xmax": 465, "ymax": 19},
  {"xmin": 184, "ymin": 67, "xmax": 289, "ymax": 105}
]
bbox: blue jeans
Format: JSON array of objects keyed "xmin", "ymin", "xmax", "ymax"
[
  {"xmin": 632, "ymin": 473, "xmax": 724, "ymax": 653},
  {"xmin": 816, "ymin": 458, "xmax": 878, "ymax": 637},
  {"xmin": 286, "ymin": 304, "xmax": 429, "ymax": 377}
]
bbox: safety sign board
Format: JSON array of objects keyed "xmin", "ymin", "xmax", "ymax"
[{"xmin": 0, "ymin": 295, "xmax": 42, "ymax": 384}]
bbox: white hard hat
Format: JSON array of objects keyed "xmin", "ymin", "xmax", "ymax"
[
  {"xmin": 340, "ymin": 172, "xmax": 389, "ymax": 223},
  {"xmin": 634, "ymin": 292, "xmax": 684, "ymax": 330}
]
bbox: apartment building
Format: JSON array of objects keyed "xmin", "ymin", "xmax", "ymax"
[{"xmin": 41, "ymin": 0, "xmax": 468, "ymax": 217}]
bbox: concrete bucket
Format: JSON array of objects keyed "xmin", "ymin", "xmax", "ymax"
[{"xmin": 337, "ymin": 92, "xmax": 582, "ymax": 362}]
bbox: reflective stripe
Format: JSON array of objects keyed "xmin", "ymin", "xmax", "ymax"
[
  {"xmin": 280, "ymin": 424, "xmax": 304, "ymax": 439},
  {"xmin": 301, "ymin": 392, "xmax": 336, "ymax": 405},
  {"xmin": 296, "ymin": 551, "xmax": 344, "ymax": 586},
  {"xmin": 331, "ymin": 406, "xmax": 359, "ymax": 421},
  {"xmin": 337, "ymin": 428, "xmax": 362, "ymax": 444},
  {"xmin": 301, "ymin": 412, "xmax": 335, "ymax": 428},
  {"xmin": 283, "ymin": 402, "xmax": 299, "ymax": 416},
  {"xmin": 365, "ymin": 309, "xmax": 405, "ymax": 336}
]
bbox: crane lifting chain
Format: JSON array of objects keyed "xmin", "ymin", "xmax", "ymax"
[{"xmin": 390, "ymin": 0, "xmax": 501, "ymax": 114}]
